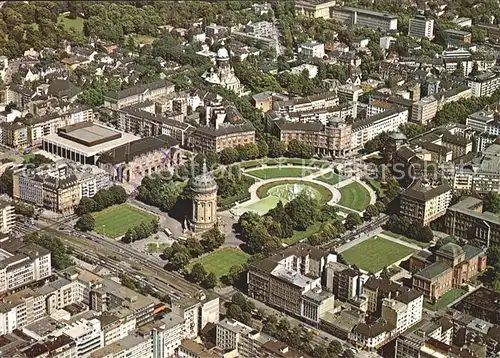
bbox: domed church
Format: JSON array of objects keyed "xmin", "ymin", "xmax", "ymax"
[
  {"xmin": 201, "ymin": 44, "xmax": 244, "ymax": 95},
  {"xmin": 190, "ymin": 160, "xmax": 218, "ymax": 232}
]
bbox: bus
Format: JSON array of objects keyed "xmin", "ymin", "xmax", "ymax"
[{"xmin": 164, "ymin": 228, "xmax": 173, "ymax": 237}]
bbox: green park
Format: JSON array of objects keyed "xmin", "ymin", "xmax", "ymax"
[
  {"xmin": 187, "ymin": 247, "xmax": 251, "ymax": 279},
  {"xmin": 93, "ymin": 204, "xmax": 158, "ymax": 238},
  {"xmin": 337, "ymin": 182, "xmax": 372, "ymax": 211}
]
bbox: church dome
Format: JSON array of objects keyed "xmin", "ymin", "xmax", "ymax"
[
  {"xmin": 217, "ymin": 46, "xmax": 229, "ymax": 59},
  {"xmin": 437, "ymin": 242, "xmax": 464, "ymax": 258},
  {"xmin": 191, "ymin": 160, "xmax": 217, "ymax": 192}
]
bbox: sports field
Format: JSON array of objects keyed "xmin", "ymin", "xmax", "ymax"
[
  {"xmin": 187, "ymin": 247, "xmax": 250, "ymax": 278},
  {"xmin": 246, "ymin": 167, "xmax": 318, "ymax": 179},
  {"xmin": 315, "ymin": 172, "xmax": 344, "ymax": 185},
  {"xmin": 93, "ymin": 204, "xmax": 158, "ymax": 238},
  {"xmin": 338, "ymin": 182, "xmax": 371, "ymax": 211},
  {"xmin": 341, "ymin": 237, "xmax": 415, "ymax": 272}
]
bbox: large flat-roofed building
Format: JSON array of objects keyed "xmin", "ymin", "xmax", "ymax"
[
  {"xmin": 453, "ymin": 287, "xmax": 500, "ymax": 325},
  {"xmin": 186, "ymin": 121, "xmax": 256, "ymax": 153},
  {"xmin": 444, "ymin": 196, "xmax": 500, "ymax": 246},
  {"xmin": 103, "ymin": 79, "xmax": 175, "ymax": 110},
  {"xmin": 443, "ymin": 28, "xmax": 472, "ymax": 43},
  {"xmin": 467, "ymin": 72, "xmax": 500, "ymax": 98},
  {"xmin": 399, "ymin": 179, "xmax": 452, "ymax": 226},
  {"xmin": 98, "ymin": 135, "xmax": 180, "ymax": 184},
  {"xmin": 248, "ymin": 243, "xmax": 333, "ymax": 324},
  {"xmin": 172, "ymin": 291, "xmax": 219, "ymax": 339},
  {"xmin": 42, "ymin": 121, "xmax": 139, "ymax": 165},
  {"xmin": 0, "ymin": 238, "xmax": 52, "ymax": 295},
  {"xmin": 409, "ymin": 16, "xmax": 434, "ymax": 39},
  {"xmin": 294, "ymin": 0, "xmax": 337, "ymax": 19},
  {"xmin": 331, "ymin": 6, "xmax": 398, "ymax": 31}
]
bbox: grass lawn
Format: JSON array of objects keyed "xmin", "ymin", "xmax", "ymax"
[
  {"xmin": 187, "ymin": 247, "xmax": 250, "ymax": 279},
  {"xmin": 125, "ymin": 34, "xmax": 157, "ymax": 45},
  {"xmin": 246, "ymin": 167, "xmax": 318, "ymax": 179},
  {"xmin": 338, "ymin": 182, "xmax": 371, "ymax": 211},
  {"xmin": 424, "ymin": 288, "xmax": 466, "ymax": 311},
  {"xmin": 341, "ymin": 237, "xmax": 415, "ymax": 273},
  {"xmin": 363, "ymin": 177, "xmax": 386, "ymax": 198},
  {"xmin": 382, "ymin": 231, "xmax": 430, "ymax": 248},
  {"xmin": 284, "ymin": 222, "xmax": 323, "ymax": 245},
  {"xmin": 57, "ymin": 14, "xmax": 85, "ymax": 34},
  {"xmin": 93, "ymin": 204, "xmax": 158, "ymax": 238},
  {"xmin": 146, "ymin": 242, "xmax": 169, "ymax": 253},
  {"xmin": 315, "ymin": 172, "xmax": 345, "ymax": 185}
]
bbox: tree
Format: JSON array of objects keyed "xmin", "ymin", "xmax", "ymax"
[
  {"xmin": 219, "ymin": 147, "xmax": 240, "ymax": 164},
  {"xmin": 201, "ymin": 227, "xmax": 225, "ymax": 252},
  {"xmin": 380, "ymin": 266, "xmax": 391, "ymax": 279},
  {"xmin": 268, "ymin": 138, "xmax": 287, "ymax": 157},
  {"xmin": 15, "ymin": 202, "xmax": 35, "ymax": 217},
  {"xmin": 343, "ymin": 349, "xmax": 355, "ymax": 358},
  {"xmin": 471, "ymin": 27, "xmax": 487, "ymax": 43},
  {"xmin": 363, "ymin": 204, "xmax": 379, "ymax": 221},
  {"xmin": 190, "ymin": 263, "xmax": 207, "ymax": 283},
  {"xmin": 286, "ymin": 139, "xmax": 314, "ymax": 159},
  {"xmin": 185, "ymin": 237, "xmax": 204, "ymax": 258},
  {"xmin": 227, "ymin": 304, "xmax": 244, "ymax": 321},
  {"xmin": 485, "ymin": 191, "xmax": 500, "ymax": 214},
  {"xmin": 226, "ymin": 264, "xmax": 243, "ymax": 284},
  {"xmin": 75, "ymin": 197, "xmax": 96, "ymax": 216},
  {"xmin": 75, "ymin": 214, "xmax": 95, "ymax": 232},
  {"xmin": 170, "ymin": 251, "xmax": 190, "ymax": 270},
  {"xmin": 328, "ymin": 340, "xmax": 343, "ymax": 355},
  {"xmin": 416, "ymin": 226, "xmax": 434, "ymax": 243},
  {"xmin": 436, "ymin": 236, "xmax": 458, "ymax": 248},
  {"xmin": 345, "ymin": 213, "xmax": 362, "ymax": 230},
  {"xmin": 257, "ymin": 140, "xmax": 269, "ymax": 158},
  {"xmin": 469, "ymin": 62, "xmax": 480, "ymax": 77},
  {"xmin": 25, "ymin": 233, "xmax": 73, "ymax": 269},
  {"xmin": 375, "ymin": 201, "xmax": 386, "ymax": 213}
]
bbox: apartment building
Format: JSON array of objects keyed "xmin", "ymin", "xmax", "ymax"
[
  {"xmin": 294, "ymin": 0, "xmax": 337, "ymax": 19},
  {"xmin": 411, "ymin": 96, "xmax": 438, "ymax": 125},
  {"xmin": 185, "ymin": 121, "xmax": 256, "ymax": 153},
  {"xmin": 0, "ymin": 238, "xmax": 51, "ymax": 295},
  {"xmin": 13, "ymin": 160, "xmax": 111, "ymax": 214},
  {"xmin": 274, "ymin": 91, "xmax": 339, "ymax": 114},
  {"xmin": 381, "ymin": 290, "xmax": 423, "ymax": 334},
  {"xmin": 395, "ymin": 317, "xmax": 454, "ymax": 358},
  {"xmin": 172, "ymin": 291, "xmax": 219, "ymax": 339},
  {"xmin": 399, "ymin": 179, "xmax": 452, "ymax": 227},
  {"xmin": 408, "ymin": 16, "xmax": 434, "ymax": 39},
  {"xmin": 331, "ymin": 6, "xmax": 398, "ymax": 31},
  {"xmin": 351, "ymin": 107, "xmax": 409, "ymax": 150},
  {"xmin": 350, "ymin": 319, "xmax": 394, "ymax": 350},
  {"xmin": 444, "ymin": 196, "xmax": 500, "ymax": 246},
  {"xmin": 89, "ymin": 333, "xmax": 152, "ymax": 358},
  {"xmin": 325, "ymin": 261, "xmax": 368, "ymax": 301},
  {"xmin": 146, "ymin": 312, "xmax": 186, "ymax": 358},
  {"xmin": 298, "ymin": 41, "xmax": 326, "ymax": 58},
  {"xmin": 0, "ymin": 199, "xmax": 15, "ymax": 234},
  {"xmin": 363, "ymin": 278, "xmax": 409, "ymax": 314},
  {"xmin": 104, "ymin": 79, "xmax": 175, "ymax": 110},
  {"xmin": 19, "ymin": 335, "xmax": 77, "ymax": 358},
  {"xmin": 337, "ymin": 84, "xmax": 363, "ymax": 103},
  {"xmin": 467, "ymin": 72, "xmax": 500, "ymax": 98},
  {"xmin": 466, "ymin": 104, "xmax": 500, "ymax": 151},
  {"xmin": 248, "ymin": 244, "xmax": 334, "ymax": 324},
  {"xmin": 245, "ymin": 21, "xmax": 274, "ymax": 37},
  {"xmin": 268, "ymin": 114, "xmax": 352, "ymax": 156}
]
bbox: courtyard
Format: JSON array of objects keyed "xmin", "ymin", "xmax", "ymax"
[
  {"xmin": 341, "ymin": 237, "xmax": 416, "ymax": 273},
  {"xmin": 186, "ymin": 247, "xmax": 251, "ymax": 279},
  {"xmin": 93, "ymin": 204, "xmax": 158, "ymax": 238}
]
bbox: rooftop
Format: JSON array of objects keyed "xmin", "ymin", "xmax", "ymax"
[
  {"xmin": 414, "ymin": 261, "xmax": 452, "ymax": 281},
  {"xmin": 401, "ymin": 179, "xmax": 451, "ymax": 202},
  {"xmin": 104, "ymin": 79, "xmax": 173, "ymax": 101},
  {"xmin": 453, "ymin": 287, "xmax": 500, "ymax": 324}
]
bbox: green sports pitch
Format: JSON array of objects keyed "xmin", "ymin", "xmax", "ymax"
[{"xmin": 93, "ymin": 204, "xmax": 158, "ymax": 238}]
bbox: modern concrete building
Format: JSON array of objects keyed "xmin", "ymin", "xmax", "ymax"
[
  {"xmin": 331, "ymin": 6, "xmax": 398, "ymax": 31},
  {"xmin": 103, "ymin": 79, "xmax": 175, "ymax": 110},
  {"xmin": 0, "ymin": 238, "xmax": 52, "ymax": 295},
  {"xmin": 363, "ymin": 278, "xmax": 409, "ymax": 314},
  {"xmin": 411, "ymin": 96, "xmax": 438, "ymax": 125},
  {"xmin": 409, "ymin": 16, "xmax": 434, "ymax": 39},
  {"xmin": 442, "ymin": 29, "xmax": 472, "ymax": 43},
  {"xmin": 42, "ymin": 121, "xmax": 140, "ymax": 165},
  {"xmin": 0, "ymin": 198, "xmax": 15, "ymax": 234},
  {"xmin": 298, "ymin": 41, "xmax": 325, "ymax": 58},
  {"xmin": 399, "ymin": 179, "xmax": 452, "ymax": 227},
  {"xmin": 467, "ymin": 72, "xmax": 500, "ymax": 98},
  {"xmin": 89, "ymin": 332, "xmax": 152, "ymax": 358},
  {"xmin": 381, "ymin": 290, "xmax": 424, "ymax": 334},
  {"xmin": 172, "ymin": 291, "xmax": 219, "ymax": 339}
]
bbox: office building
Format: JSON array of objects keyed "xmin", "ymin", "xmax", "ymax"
[
  {"xmin": 325, "ymin": 261, "xmax": 367, "ymax": 301},
  {"xmin": 0, "ymin": 199, "xmax": 15, "ymax": 234},
  {"xmin": 298, "ymin": 41, "xmax": 326, "ymax": 58},
  {"xmin": 89, "ymin": 333, "xmax": 152, "ymax": 358},
  {"xmin": 442, "ymin": 29, "xmax": 472, "ymax": 43},
  {"xmin": 273, "ymin": 92, "xmax": 339, "ymax": 114},
  {"xmin": 411, "ymin": 96, "xmax": 438, "ymax": 125},
  {"xmin": 381, "ymin": 290, "xmax": 424, "ymax": 334},
  {"xmin": 145, "ymin": 313, "xmax": 186, "ymax": 358},
  {"xmin": 172, "ymin": 291, "xmax": 219, "ymax": 339},
  {"xmin": 409, "ymin": 16, "xmax": 434, "ymax": 39},
  {"xmin": 98, "ymin": 135, "xmax": 180, "ymax": 184},
  {"xmin": 294, "ymin": 0, "xmax": 337, "ymax": 19},
  {"xmin": 399, "ymin": 179, "xmax": 452, "ymax": 226},
  {"xmin": 363, "ymin": 278, "xmax": 409, "ymax": 314},
  {"xmin": 412, "ymin": 243, "xmax": 486, "ymax": 300},
  {"xmin": 13, "ymin": 160, "xmax": 111, "ymax": 214},
  {"xmin": 337, "ymin": 84, "xmax": 363, "ymax": 103},
  {"xmin": 248, "ymin": 243, "xmax": 334, "ymax": 323},
  {"xmin": 467, "ymin": 72, "xmax": 500, "ymax": 98},
  {"xmin": 104, "ymin": 79, "xmax": 175, "ymax": 110},
  {"xmin": 331, "ymin": 7, "xmax": 398, "ymax": 31},
  {"xmin": 351, "ymin": 107, "xmax": 409, "ymax": 149}
]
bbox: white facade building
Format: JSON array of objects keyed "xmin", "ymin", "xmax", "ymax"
[
  {"xmin": 0, "ymin": 199, "xmax": 15, "ymax": 233},
  {"xmin": 381, "ymin": 291, "xmax": 424, "ymax": 334},
  {"xmin": 467, "ymin": 72, "xmax": 500, "ymax": 98},
  {"xmin": 64, "ymin": 318, "xmax": 104, "ymax": 357},
  {"xmin": 408, "ymin": 16, "xmax": 434, "ymax": 39},
  {"xmin": 298, "ymin": 41, "xmax": 325, "ymax": 58}
]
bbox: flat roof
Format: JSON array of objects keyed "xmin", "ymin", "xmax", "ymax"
[{"xmin": 43, "ymin": 123, "xmax": 139, "ymax": 157}]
